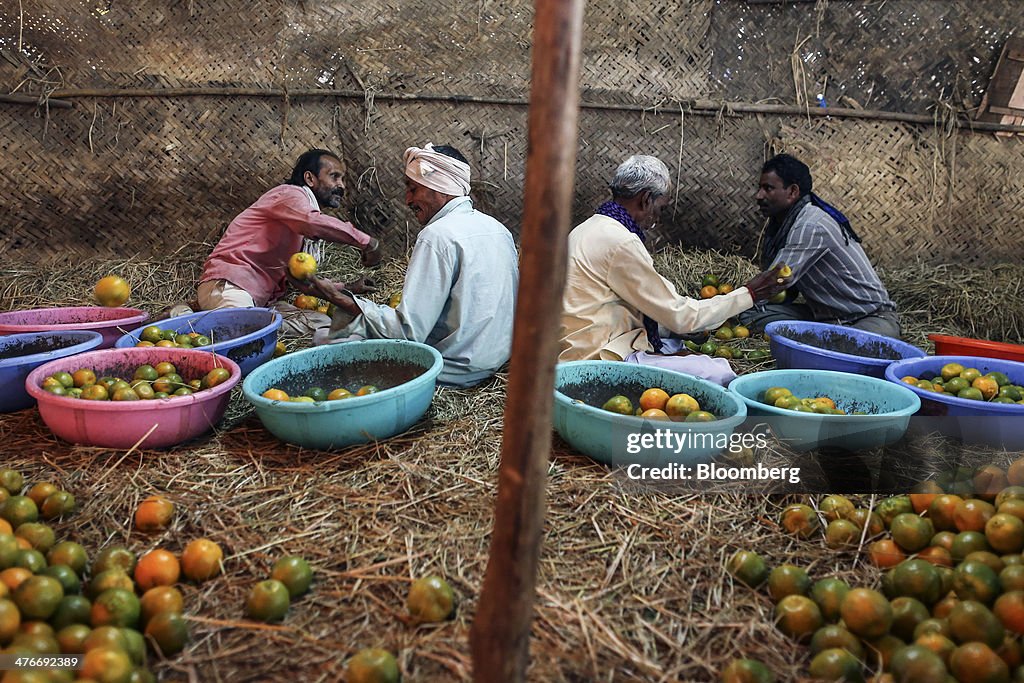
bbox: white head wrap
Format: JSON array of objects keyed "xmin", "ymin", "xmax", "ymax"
[{"xmin": 404, "ymin": 143, "xmax": 471, "ymax": 197}]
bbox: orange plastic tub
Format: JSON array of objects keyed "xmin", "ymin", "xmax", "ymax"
[{"xmin": 928, "ymin": 334, "xmax": 1024, "ymax": 363}]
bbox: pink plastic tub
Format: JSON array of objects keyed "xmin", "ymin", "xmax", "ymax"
[
  {"xmin": 25, "ymin": 347, "xmax": 240, "ymax": 449},
  {"xmin": 0, "ymin": 307, "xmax": 149, "ymax": 348}
]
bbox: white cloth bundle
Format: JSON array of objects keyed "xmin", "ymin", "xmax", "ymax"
[{"xmin": 404, "ymin": 143, "xmax": 471, "ymax": 196}]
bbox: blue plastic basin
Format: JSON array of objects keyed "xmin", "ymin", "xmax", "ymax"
[
  {"xmin": 242, "ymin": 340, "xmax": 443, "ymax": 450},
  {"xmin": 553, "ymin": 360, "xmax": 748, "ymax": 467},
  {"xmin": 0, "ymin": 331, "xmax": 105, "ymax": 412},
  {"xmin": 765, "ymin": 321, "xmax": 925, "ymax": 378},
  {"xmin": 728, "ymin": 368, "xmax": 921, "ymax": 452},
  {"xmin": 116, "ymin": 308, "xmax": 282, "ymax": 377},
  {"xmin": 884, "ymin": 355, "xmax": 1024, "ymax": 450}
]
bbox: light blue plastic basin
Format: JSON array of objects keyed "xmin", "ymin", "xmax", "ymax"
[
  {"xmin": 728, "ymin": 368, "xmax": 921, "ymax": 452},
  {"xmin": 553, "ymin": 360, "xmax": 748, "ymax": 467},
  {"xmin": 0, "ymin": 331, "xmax": 105, "ymax": 412},
  {"xmin": 885, "ymin": 355, "xmax": 1024, "ymax": 450},
  {"xmin": 242, "ymin": 340, "xmax": 443, "ymax": 450},
  {"xmin": 765, "ymin": 320, "xmax": 925, "ymax": 379},
  {"xmin": 116, "ymin": 308, "xmax": 282, "ymax": 377}
]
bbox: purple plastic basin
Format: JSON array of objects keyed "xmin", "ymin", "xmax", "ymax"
[
  {"xmin": 0, "ymin": 331, "xmax": 105, "ymax": 413},
  {"xmin": 765, "ymin": 320, "xmax": 925, "ymax": 379},
  {"xmin": 0, "ymin": 307, "xmax": 149, "ymax": 348},
  {"xmin": 25, "ymin": 347, "xmax": 240, "ymax": 449}
]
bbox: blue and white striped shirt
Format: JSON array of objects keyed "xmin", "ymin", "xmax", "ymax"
[{"xmin": 768, "ymin": 203, "xmax": 895, "ymax": 323}]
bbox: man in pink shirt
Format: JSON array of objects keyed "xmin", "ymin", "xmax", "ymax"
[{"xmin": 196, "ymin": 149, "xmax": 382, "ymax": 334}]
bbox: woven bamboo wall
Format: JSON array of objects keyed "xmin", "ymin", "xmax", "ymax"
[{"xmin": 1, "ymin": 0, "xmax": 1022, "ymax": 266}]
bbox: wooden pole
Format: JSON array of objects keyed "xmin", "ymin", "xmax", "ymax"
[
  {"xmin": 42, "ymin": 87, "xmax": 1024, "ymax": 134},
  {"xmin": 469, "ymin": 0, "xmax": 584, "ymax": 680}
]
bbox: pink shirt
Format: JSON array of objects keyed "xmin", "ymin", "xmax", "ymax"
[{"xmin": 200, "ymin": 185, "xmax": 371, "ymax": 306}]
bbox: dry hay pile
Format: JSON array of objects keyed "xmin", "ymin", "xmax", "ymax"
[{"xmin": 2, "ymin": 244, "xmax": 1024, "ymax": 681}]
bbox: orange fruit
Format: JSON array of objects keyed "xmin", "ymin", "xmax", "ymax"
[
  {"xmin": 13, "ymin": 575, "xmax": 64, "ymax": 620},
  {"xmin": 94, "ymin": 275, "xmax": 131, "ymax": 307},
  {"xmin": 869, "ymin": 539, "xmax": 907, "ymax": 568},
  {"xmin": 840, "ymin": 587, "xmax": 893, "ymax": 639},
  {"xmin": 699, "ymin": 285, "xmax": 718, "ymax": 299},
  {"xmin": 891, "ymin": 596, "xmax": 931, "ymax": 641},
  {"xmin": 809, "ymin": 624, "xmax": 863, "ymax": 658},
  {"xmin": 287, "ymin": 252, "xmax": 317, "ymax": 280},
  {"xmin": 973, "ymin": 465, "xmax": 1009, "ymax": 501},
  {"xmin": 948, "ymin": 600, "xmax": 1006, "ymax": 648},
  {"xmin": 986, "ymin": 513, "xmax": 1024, "ymax": 554},
  {"xmin": 271, "ymin": 556, "xmax": 313, "ymax": 598},
  {"xmin": 954, "ymin": 498, "xmax": 996, "ymax": 533},
  {"xmin": 929, "ymin": 494, "xmax": 965, "ymax": 531},
  {"xmin": 145, "ymin": 610, "xmax": 189, "ymax": 655},
  {"xmin": 949, "ymin": 641, "xmax": 1009, "ymax": 683},
  {"xmin": 135, "ymin": 495, "xmax": 174, "ymax": 532},
  {"xmin": 808, "ymin": 648, "xmax": 862, "ymax": 681},
  {"xmin": 293, "ymin": 294, "xmax": 319, "ymax": 310},
  {"xmin": 262, "ymin": 388, "xmax": 290, "ymax": 401},
  {"xmin": 180, "ymin": 538, "xmax": 223, "ymax": 582},
  {"xmin": 601, "ymin": 395, "xmax": 633, "ymax": 415},
  {"xmin": 0, "ymin": 567, "xmax": 32, "ymax": 592},
  {"xmin": 347, "ymin": 648, "xmax": 400, "ymax": 683},
  {"xmin": 727, "ymin": 550, "xmax": 768, "ymax": 589},
  {"xmin": 407, "ymin": 575, "xmax": 455, "ymax": 623},
  {"xmin": 719, "ymin": 658, "xmax": 774, "ymax": 683},
  {"xmin": 890, "ymin": 559, "xmax": 943, "ymax": 606},
  {"xmin": 847, "ymin": 508, "xmax": 885, "ymax": 536},
  {"xmin": 26, "ymin": 483, "xmax": 58, "ymax": 508},
  {"xmin": 953, "ymin": 560, "xmax": 1001, "ymax": 604},
  {"xmin": 767, "ymin": 564, "xmax": 810, "ymax": 603},
  {"xmin": 1007, "ymin": 458, "xmax": 1024, "ymax": 486},
  {"xmin": 876, "ymin": 495, "xmax": 914, "ymax": 526},
  {"xmin": 819, "ymin": 494, "xmax": 854, "ymax": 522},
  {"xmin": 780, "ymin": 503, "xmax": 820, "ymax": 539},
  {"xmin": 824, "ymin": 519, "xmax": 859, "ymax": 549},
  {"xmin": 246, "ymin": 579, "xmax": 290, "ymax": 622},
  {"xmin": 889, "ymin": 644, "xmax": 948, "ymax": 682},
  {"xmin": 90, "ymin": 587, "xmax": 141, "ymax": 628},
  {"xmin": 890, "ymin": 513, "xmax": 935, "ymax": 553},
  {"xmin": 328, "ymin": 388, "xmax": 353, "ymax": 400},
  {"xmin": 665, "ymin": 393, "xmax": 700, "ymax": 418},
  {"xmin": 972, "ymin": 376, "xmax": 1000, "ymax": 401},
  {"xmin": 134, "ymin": 549, "xmax": 180, "ymax": 591},
  {"xmin": 774, "ymin": 594, "xmax": 823, "ymax": 640},
  {"xmin": 140, "ymin": 585, "xmax": 184, "ymax": 626},
  {"xmin": 638, "ymin": 388, "xmax": 670, "ymax": 412},
  {"xmin": 640, "ymin": 408, "xmax": 669, "ymax": 419},
  {"xmin": 910, "ymin": 480, "xmax": 945, "ymax": 514},
  {"xmin": 993, "ymin": 590, "xmax": 1024, "ymax": 634},
  {"xmin": 810, "ymin": 578, "xmax": 850, "ymax": 623},
  {"xmin": 916, "ymin": 546, "xmax": 954, "ymax": 567},
  {"xmin": 81, "ymin": 646, "xmax": 133, "ymax": 682}
]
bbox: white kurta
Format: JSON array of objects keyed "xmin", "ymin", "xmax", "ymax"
[
  {"xmin": 329, "ymin": 196, "xmax": 519, "ymax": 387},
  {"xmin": 559, "ymin": 214, "xmax": 755, "ymax": 361}
]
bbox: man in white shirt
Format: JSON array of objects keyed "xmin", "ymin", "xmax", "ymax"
[
  {"xmin": 296, "ymin": 143, "xmax": 519, "ymax": 388},
  {"xmin": 559, "ymin": 155, "xmax": 787, "ymax": 384}
]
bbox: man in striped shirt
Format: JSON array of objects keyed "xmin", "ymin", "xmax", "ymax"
[{"xmin": 739, "ymin": 154, "xmax": 900, "ymax": 338}]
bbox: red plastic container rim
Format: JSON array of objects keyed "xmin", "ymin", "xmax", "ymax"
[{"xmin": 928, "ymin": 334, "xmax": 1024, "ymax": 362}]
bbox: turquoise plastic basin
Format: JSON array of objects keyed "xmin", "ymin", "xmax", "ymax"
[
  {"xmin": 728, "ymin": 369, "xmax": 921, "ymax": 452},
  {"xmin": 242, "ymin": 340, "xmax": 443, "ymax": 450},
  {"xmin": 553, "ymin": 360, "xmax": 748, "ymax": 467}
]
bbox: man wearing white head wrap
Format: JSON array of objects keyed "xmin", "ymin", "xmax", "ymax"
[
  {"xmin": 295, "ymin": 144, "xmax": 519, "ymax": 387},
  {"xmin": 403, "ymin": 143, "xmax": 472, "ymax": 197}
]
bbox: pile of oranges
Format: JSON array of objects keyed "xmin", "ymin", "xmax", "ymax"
[
  {"xmin": 261, "ymin": 383, "xmax": 379, "ymax": 403},
  {"xmin": 133, "ymin": 325, "xmax": 212, "ymax": 349},
  {"xmin": 599, "ymin": 387, "xmax": 717, "ymax": 421},
  {"xmin": 901, "ymin": 363, "xmax": 1024, "ymax": 404},
  {"xmin": 724, "ymin": 456, "xmax": 1024, "ymax": 682},
  {"xmin": 758, "ymin": 386, "xmax": 854, "ymax": 415},
  {"xmin": 699, "ymin": 274, "xmax": 736, "ymax": 299},
  {"xmin": 39, "ymin": 362, "xmax": 231, "ymax": 401},
  {"xmin": 1, "ymin": 467, "xmax": 320, "ymax": 680}
]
